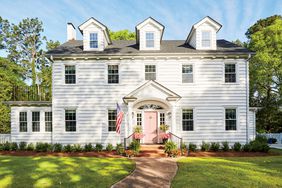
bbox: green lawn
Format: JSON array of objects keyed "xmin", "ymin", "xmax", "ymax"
[
  {"xmin": 0, "ymin": 156, "xmax": 134, "ymax": 188},
  {"xmin": 172, "ymin": 156, "xmax": 282, "ymax": 188}
]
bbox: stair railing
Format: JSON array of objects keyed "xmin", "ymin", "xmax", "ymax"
[{"xmin": 124, "ymin": 133, "xmax": 134, "ymax": 149}]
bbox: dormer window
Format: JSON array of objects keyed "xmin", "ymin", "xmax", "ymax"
[
  {"xmin": 146, "ymin": 32, "xmax": 154, "ymax": 48},
  {"xmin": 202, "ymin": 31, "xmax": 211, "ymax": 48},
  {"xmin": 90, "ymin": 33, "xmax": 98, "ymax": 48}
]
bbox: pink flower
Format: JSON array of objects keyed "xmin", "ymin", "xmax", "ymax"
[
  {"xmin": 161, "ymin": 133, "xmax": 171, "ymax": 139},
  {"xmin": 133, "ymin": 133, "xmax": 144, "ymax": 139}
]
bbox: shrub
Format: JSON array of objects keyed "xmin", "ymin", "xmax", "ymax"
[
  {"xmin": 116, "ymin": 143, "xmax": 124, "ymax": 155},
  {"xmin": 164, "ymin": 141, "xmax": 178, "ymax": 157},
  {"xmin": 255, "ymin": 135, "xmax": 267, "ymax": 143},
  {"xmin": 221, "ymin": 141, "xmax": 229, "ymax": 151},
  {"xmin": 63, "ymin": 144, "xmax": 74, "ymax": 152},
  {"xmin": 106, "ymin": 143, "xmax": 114, "ymax": 152},
  {"xmin": 0, "ymin": 143, "xmax": 3, "ymax": 151},
  {"xmin": 35, "ymin": 142, "xmax": 49, "ymax": 152},
  {"xmin": 53, "ymin": 143, "xmax": 63, "ymax": 152},
  {"xmin": 3, "ymin": 142, "xmax": 11, "ymax": 151},
  {"xmin": 27, "ymin": 143, "xmax": 35, "ymax": 151},
  {"xmin": 95, "ymin": 143, "xmax": 103, "ymax": 152},
  {"xmin": 73, "ymin": 144, "xmax": 83, "ymax": 152},
  {"xmin": 19, "ymin": 142, "xmax": 27, "ymax": 150},
  {"xmin": 188, "ymin": 143, "xmax": 197, "ymax": 152},
  {"xmin": 267, "ymin": 138, "xmax": 277, "ymax": 144},
  {"xmin": 201, "ymin": 142, "xmax": 210, "ymax": 151},
  {"xmin": 210, "ymin": 142, "xmax": 220, "ymax": 152},
  {"xmin": 84, "ymin": 143, "xmax": 93, "ymax": 152},
  {"xmin": 129, "ymin": 140, "xmax": 140, "ymax": 155},
  {"xmin": 10, "ymin": 142, "xmax": 18, "ymax": 151},
  {"xmin": 233, "ymin": 142, "xmax": 242, "ymax": 151},
  {"xmin": 160, "ymin": 124, "xmax": 169, "ymax": 132},
  {"xmin": 242, "ymin": 143, "xmax": 251, "ymax": 152},
  {"xmin": 249, "ymin": 136, "xmax": 270, "ymax": 152}
]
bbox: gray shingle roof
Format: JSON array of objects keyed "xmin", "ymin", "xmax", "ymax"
[{"xmin": 47, "ymin": 40, "xmax": 252, "ymax": 56}]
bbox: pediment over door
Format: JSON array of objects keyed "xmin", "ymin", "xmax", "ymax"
[{"xmin": 123, "ymin": 80, "xmax": 181, "ymax": 104}]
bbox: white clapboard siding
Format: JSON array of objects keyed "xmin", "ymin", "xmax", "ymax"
[
  {"xmin": 139, "ymin": 23, "xmax": 161, "ymax": 50},
  {"xmin": 248, "ymin": 110, "xmax": 256, "ymax": 141},
  {"xmin": 51, "ymin": 58, "xmax": 249, "ymax": 145}
]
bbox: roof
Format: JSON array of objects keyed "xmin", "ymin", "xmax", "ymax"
[
  {"xmin": 47, "ymin": 39, "xmax": 253, "ymax": 56},
  {"xmin": 4, "ymin": 101, "xmax": 52, "ymax": 107}
]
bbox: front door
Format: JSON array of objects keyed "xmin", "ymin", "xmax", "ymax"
[{"xmin": 144, "ymin": 111, "xmax": 158, "ymax": 144}]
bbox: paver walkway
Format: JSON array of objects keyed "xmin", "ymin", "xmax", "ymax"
[{"xmin": 112, "ymin": 157, "xmax": 177, "ymax": 188}]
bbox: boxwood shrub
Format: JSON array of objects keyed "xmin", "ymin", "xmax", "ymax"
[
  {"xmin": 19, "ymin": 142, "xmax": 27, "ymax": 150},
  {"xmin": 188, "ymin": 143, "xmax": 197, "ymax": 152},
  {"xmin": 95, "ymin": 143, "xmax": 103, "ymax": 152},
  {"xmin": 84, "ymin": 143, "xmax": 93, "ymax": 152},
  {"xmin": 221, "ymin": 141, "xmax": 229, "ymax": 151},
  {"xmin": 53, "ymin": 143, "xmax": 63, "ymax": 152},
  {"xmin": 210, "ymin": 142, "xmax": 220, "ymax": 151},
  {"xmin": 201, "ymin": 142, "xmax": 210, "ymax": 151},
  {"xmin": 233, "ymin": 142, "xmax": 242, "ymax": 151},
  {"xmin": 106, "ymin": 143, "xmax": 114, "ymax": 152}
]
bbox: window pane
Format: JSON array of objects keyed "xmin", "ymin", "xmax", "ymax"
[
  {"xmin": 182, "ymin": 109, "xmax": 193, "ymax": 131},
  {"xmin": 146, "ymin": 32, "xmax": 154, "ymax": 48},
  {"xmin": 19, "ymin": 112, "xmax": 27, "ymax": 122},
  {"xmin": 45, "ymin": 112, "xmax": 52, "ymax": 132},
  {"xmin": 108, "ymin": 110, "xmax": 117, "ymax": 132},
  {"xmin": 19, "ymin": 112, "xmax": 27, "ymax": 132},
  {"xmin": 108, "ymin": 65, "xmax": 119, "ymax": 84},
  {"xmin": 202, "ymin": 31, "xmax": 211, "ymax": 47},
  {"xmin": 182, "ymin": 65, "xmax": 193, "ymax": 83},
  {"xmin": 145, "ymin": 65, "xmax": 156, "ymax": 80},
  {"xmin": 32, "ymin": 112, "xmax": 40, "ymax": 121},
  {"xmin": 90, "ymin": 33, "xmax": 98, "ymax": 48},
  {"xmin": 160, "ymin": 113, "xmax": 165, "ymax": 125},
  {"xmin": 137, "ymin": 113, "xmax": 142, "ymax": 126},
  {"xmin": 65, "ymin": 65, "xmax": 76, "ymax": 84},
  {"xmin": 225, "ymin": 109, "xmax": 236, "ymax": 130},
  {"xmin": 225, "ymin": 64, "xmax": 236, "ymax": 83},
  {"xmin": 65, "ymin": 110, "xmax": 76, "ymax": 132},
  {"xmin": 20, "ymin": 122, "xmax": 27, "ymax": 132}
]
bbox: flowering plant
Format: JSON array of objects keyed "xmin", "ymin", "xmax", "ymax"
[
  {"xmin": 160, "ymin": 124, "xmax": 169, "ymax": 132},
  {"xmin": 133, "ymin": 133, "xmax": 144, "ymax": 139},
  {"xmin": 161, "ymin": 133, "xmax": 171, "ymax": 139}
]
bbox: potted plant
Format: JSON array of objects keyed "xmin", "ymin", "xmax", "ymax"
[
  {"xmin": 133, "ymin": 125, "xmax": 144, "ymax": 143},
  {"xmin": 160, "ymin": 124, "xmax": 170, "ymax": 143}
]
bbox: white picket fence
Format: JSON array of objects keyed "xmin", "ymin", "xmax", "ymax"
[
  {"xmin": 0, "ymin": 134, "xmax": 11, "ymax": 143},
  {"xmin": 258, "ymin": 133, "xmax": 282, "ymax": 144}
]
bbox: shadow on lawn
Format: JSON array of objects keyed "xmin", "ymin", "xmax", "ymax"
[{"xmin": 0, "ymin": 156, "xmax": 134, "ymax": 188}]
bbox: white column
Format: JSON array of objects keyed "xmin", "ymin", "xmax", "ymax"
[{"xmin": 171, "ymin": 103, "xmax": 176, "ymax": 134}]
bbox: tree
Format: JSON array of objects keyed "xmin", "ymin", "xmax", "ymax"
[
  {"xmin": 109, "ymin": 30, "xmax": 135, "ymax": 40},
  {"xmin": 247, "ymin": 15, "xmax": 282, "ymax": 132},
  {"xmin": 0, "ymin": 57, "xmax": 25, "ymax": 133}
]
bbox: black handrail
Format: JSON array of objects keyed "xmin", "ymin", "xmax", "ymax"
[
  {"xmin": 124, "ymin": 133, "xmax": 134, "ymax": 149},
  {"xmin": 168, "ymin": 132, "xmax": 187, "ymax": 155}
]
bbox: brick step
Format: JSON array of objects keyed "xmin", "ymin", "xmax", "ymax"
[{"xmin": 138, "ymin": 144, "xmax": 166, "ymax": 157}]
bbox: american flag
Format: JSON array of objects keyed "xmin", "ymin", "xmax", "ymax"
[{"xmin": 116, "ymin": 103, "xmax": 123, "ymax": 134}]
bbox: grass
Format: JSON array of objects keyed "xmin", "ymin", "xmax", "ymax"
[
  {"xmin": 0, "ymin": 156, "xmax": 134, "ymax": 188},
  {"xmin": 172, "ymin": 156, "xmax": 282, "ymax": 188}
]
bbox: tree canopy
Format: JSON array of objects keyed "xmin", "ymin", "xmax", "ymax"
[{"xmin": 109, "ymin": 29, "xmax": 135, "ymax": 40}]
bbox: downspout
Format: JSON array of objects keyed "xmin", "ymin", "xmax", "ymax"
[
  {"xmin": 50, "ymin": 55, "xmax": 54, "ymax": 144},
  {"xmin": 245, "ymin": 54, "xmax": 251, "ymax": 143}
]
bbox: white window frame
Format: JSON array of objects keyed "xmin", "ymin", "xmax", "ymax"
[
  {"xmin": 65, "ymin": 109, "xmax": 77, "ymax": 132},
  {"xmin": 64, "ymin": 64, "xmax": 76, "ymax": 85},
  {"xmin": 89, "ymin": 32, "xmax": 98, "ymax": 49},
  {"xmin": 201, "ymin": 30, "xmax": 211, "ymax": 48},
  {"xmin": 107, "ymin": 64, "xmax": 119, "ymax": 84},
  {"xmin": 144, "ymin": 63, "xmax": 157, "ymax": 81},
  {"xmin": 223, "ymin": 62, "xmax": 238, "ymax": 84},
  {"xmin": 181, "ymin": 108, "xmax": 195, "ymax": 132},
  {"xmin": 182, "ymin": 63, "xmax": 194, "ymax": 83},
  {"xmin": 224, "ymin": 107, "xmax": 238, "ymax": 131},
  {"xmin": 32, "ymin": 111, "xmax": 40, "ymax": 132},
  {"xmin": 145, "ymin": 32, "xmax": 155, "ymax": 48},
  {"xmin": 19, "ymin": 112, "xmax": 28, "ymax": 132},
  {"xmin": 107, "ymin": 109, "xmax": 117, "ymax": 132},
  {"xmin": 45, "ymin": 111, "xmax": 52, "ymax": 132}
]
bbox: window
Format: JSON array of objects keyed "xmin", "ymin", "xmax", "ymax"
[
  {"xmin": 182, "ymin": 65, "xmax": 193, "ymax": 83},
  {"xmin": 65, "ymin": 110, "xmax": 76, "ymax": 132},
  {"xmin": 146, "ymin": 32, "xmax": 154, "ymax": 48},
  {"xmin": 182, "ymin": 109, "xmax": 193, "ymax": 131},
  {"xmin": 202, "ymin": 31, "xmax": 211, "ymax": 47},
  {"xmin": 160, "ymin": 113, "xmax": 165, "ymax": 125},
  {"xmin": 108, "ymin": 110, "xmax": 117, "ymax": 132},
  {"xmin": 145, "ymin": 65, "xmax": 156, "ymax": 80},
  {"xmin": 90, "ymin": 33, "xmax": 98, "ymax": 48},
  {"xmin": 137, "ymin": 113, "xmax": 142, "ymax": 126},
  {"xmin": 19, "ymin": 112, "xmax": 27, "ymax": 132},
  {"xmin": 65, "ymin": 65, "xmax": 76, "ymax": 84},
  {"xmin": 32, "ymin": 112, "xmax": 40, "ymax": 132},
  {"xmin": 225, "ymin": 109, "xmax": 237, "ymax": 130},
  {"xmin": 108, "ymin": 65, "xmax": 119, "ymax": 84},
  {"xmin": 45, "ymin": 112, "xmax": 52, "ymax": 132},
  {"xmin": 225, "ymin": 64, "xmax": 236, "ymax": 83}
]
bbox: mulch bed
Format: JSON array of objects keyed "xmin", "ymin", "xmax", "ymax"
[
  {"xmin": 187, "ymin": 151, "xmax": 279, "ymax": 157},
  {"xmin": 0, "ymin": 151, "xmax": 123, "ymax": 158}
]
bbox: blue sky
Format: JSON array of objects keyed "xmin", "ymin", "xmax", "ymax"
[{"xmin": 0, "ymin": 0, "xmax": 281, "ymax": 44}]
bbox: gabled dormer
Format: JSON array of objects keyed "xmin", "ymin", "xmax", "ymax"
[
  {"xmin": 135, "ymin": 17, "xmax": 165, "ymax": 51},
  {"xmin": 78, "ymin": 17, "xmax": 112, "ymax": 51},
  {"xmin": 185, "ymin": 16, "xmax": 222, "ymax": 50}
]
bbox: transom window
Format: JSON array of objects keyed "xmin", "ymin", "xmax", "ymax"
[
  {"xmin": 145, "ymin": 65, "xmax": 156, "ymax": 80},
  {"xmin": 225, "ymin": 64, "xmax": 236, "ymax": 83},
  {"xmin": 108, "ymin": 65, "xmax": 119, "ymax": 84},
  {"xmin": 160, "ymin": 113, "xmax": 165, "ymax": 125},
  {"xmin": 225, "ymin": 109, "xmax": 237, "ymax": 130},
  {"xmin": 138, "ymin": 104, "xmax": 163, "ymax": 110},
  {"xmin": 202, "ymin": 31, "xmax": 211, "ymax": 47},
  {"xmin": 19, "ymin": 112, "xmax": 27, "ymax": 132},
  {"xmin": 65, "ymin": 65, "xmax": 76, "ymax": 84},
  {"xmin": 108, "ymin": 110, "xmax": 117, "ymax": 132},
  {"xmin": 182, "ymin": 65, "xmax": 193, "ymax": 83},
  {"xmin": 32, "ymin": 112, "xmax": 40, "ymax": 132},
  {"xmin": 182, "ymin": 109, "xmax": 193, "ymax": 131},
  {"xmin": 90, "ymin": 33, "xmax": 98, "ymax": 48},
  {"xmin": 146, "ymin": 32, "xmax": 154, "ymax": 48},
  {"xmin": 65, "ymin": 110, "xmax": 76, "ymax": 132},
  {"xmin": 45, "ymin": 112, "xmax": 52, "ymax": 132},
  {"xmin": 137, "ymin": 113, "xmax": 142, "ymax": 126}
]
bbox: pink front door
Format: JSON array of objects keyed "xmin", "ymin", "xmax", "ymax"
[{"xmin": 144, "ymin": 111, "xmax": 158, "ymax": 144}]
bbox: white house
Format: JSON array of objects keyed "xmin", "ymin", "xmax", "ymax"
[{"xmin": 7, "ymin": 16, "xmax": 256, "ymax": 147}]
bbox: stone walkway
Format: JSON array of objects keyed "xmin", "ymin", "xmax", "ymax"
[{"xmin": 112, "ymin": 157, "xmax": 178, "ymax": 188}]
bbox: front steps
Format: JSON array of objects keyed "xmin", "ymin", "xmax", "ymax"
[{"xmin": 138, "ymin": 144, "xmax": 166, "ymax": 157}]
